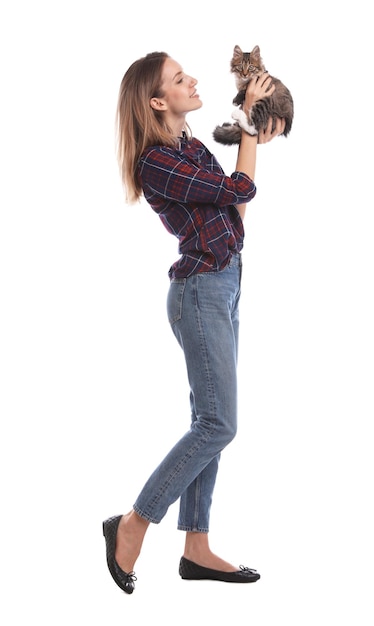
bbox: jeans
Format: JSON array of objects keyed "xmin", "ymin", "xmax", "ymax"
[{"xmin": 133, "ymin": 253, "xmax": 242, "ymax": 532}]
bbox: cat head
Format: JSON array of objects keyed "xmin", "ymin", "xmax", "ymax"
[{"xmin": 231, "ymin": 45, "xmax": 266, "ymax": 89}]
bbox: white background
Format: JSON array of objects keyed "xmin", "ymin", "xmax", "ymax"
[{"xmin": 1, "ymin": 1, "xmax": 373, "ymax": 624}]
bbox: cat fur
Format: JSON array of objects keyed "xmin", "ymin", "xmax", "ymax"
[{"xmin": 213, "ymin": 45, "xmax": 294, "ymax": 145}]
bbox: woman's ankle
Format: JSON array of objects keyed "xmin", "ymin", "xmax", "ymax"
[
  {"xmin": 183, "ymin": 532, "xmax": 237, "ymax": 572},
  {"xmin": 115, "ymin": 510, "xmax": 150, "ymax": 572}
]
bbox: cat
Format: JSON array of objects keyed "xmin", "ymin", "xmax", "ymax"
[{"xmin": 213, "ymin": 44, "xmax": 294, "ymax": 145}]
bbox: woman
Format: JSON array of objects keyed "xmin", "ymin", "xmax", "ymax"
[{"xmin": 103, "ymin": 51, "xmax": 285, "ymax": 594}]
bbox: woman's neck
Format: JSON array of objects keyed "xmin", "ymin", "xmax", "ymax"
[{"xmin": 164, "ymin": 112, "xmax": 186, "ymax": 139}]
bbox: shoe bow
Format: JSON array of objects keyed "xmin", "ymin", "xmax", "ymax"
[
  {"xmin": 239, "ymin": 565, "xmax": 258, "ymax": 574},
  {"xmin": 126, "ymin": 571, "xmax": 137, "ymax": 583}
]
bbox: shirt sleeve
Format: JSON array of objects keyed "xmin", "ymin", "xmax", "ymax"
[{"xmin": 138, "ymin": 146, "xmax": 256, "ymax": 206}]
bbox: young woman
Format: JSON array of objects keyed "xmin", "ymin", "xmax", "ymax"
[{"xmin": 103, "ymin": 51, "xmax": 285, "ymax": 594}]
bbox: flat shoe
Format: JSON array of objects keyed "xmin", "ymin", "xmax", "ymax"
[
  {"xmin": 179, "ymin": 556, "xmax": 260, "ymax": 583},
  {"xmin": 102, "ymin": 515, "xmax": 137, "ymax": 594}
]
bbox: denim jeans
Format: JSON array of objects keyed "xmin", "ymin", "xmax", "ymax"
[{"xmin": 133, "ymin": 253, "xmax": 242, "ymax": 532}]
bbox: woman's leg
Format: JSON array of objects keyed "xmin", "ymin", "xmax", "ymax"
[
  {"xmin": 116, "ymin": 255, "xmax": 242, "ymax": 571},
  {"xmin": 177, "ymin": 254, "xmax": 241, "ymax": 571},
  {"xmin": 133, "ymin": 254, "xmax": 241, "ymax": 526},
  {"xmin": 177, "ymin": 254, "xmax": 241, "ymax": 534}
]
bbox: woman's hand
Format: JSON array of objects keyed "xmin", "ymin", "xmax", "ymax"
[
  {"xmin": 258, "ymin": 117, "xmax": 286, "ymax": 144},
  {"xmin": 244, "ymin": 72, "xmax": 275, "ymax": 113}
]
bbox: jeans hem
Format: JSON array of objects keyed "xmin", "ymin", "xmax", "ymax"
[
  {"xmin": 133, "ymin": 504, "xmax": 161, "ymax": 525},
  {"xmin": 177, "ymin": 525, "xmax": 209, "ymax": 533}
]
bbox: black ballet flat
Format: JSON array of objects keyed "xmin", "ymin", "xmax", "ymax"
[
  {"xmin": 179, "ymin": 556, "xmax": 260, "ymax": 583},
  {"xmin": 102, "ymin": 515, "xmax": 137, "ymax": 594}
]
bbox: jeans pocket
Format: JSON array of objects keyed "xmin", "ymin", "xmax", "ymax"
[{"xmin": 167, "ymin": 278, "xmax": 186, "ymax": 325}]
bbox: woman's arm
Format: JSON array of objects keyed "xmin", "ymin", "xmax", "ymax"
[
  {"xmin": 139, "ymin": 145, "xmax": 256, "ymax": 208},
  {"xmin": 235, "ymin": 74, "xmax": 285, "ymax": 221}
]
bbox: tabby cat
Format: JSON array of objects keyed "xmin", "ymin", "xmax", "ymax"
[{"xmin": 213, "ymin": 45, "xmax": 294, "ymax": 145}]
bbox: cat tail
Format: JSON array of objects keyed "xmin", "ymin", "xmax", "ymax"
[{"xmin": 213, "ymin": 122, "xmax": 242, "ymax": 145}]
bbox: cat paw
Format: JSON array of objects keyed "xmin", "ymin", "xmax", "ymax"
[
  {"xmin": 246, "ymin": 125, "xmax": 258, "ymax": 136},
  {"xmin": 231, "ymin": 109, "xmax": 258, "ymax": 135},
  {"xmin": 231, "ymin": 108, "xmax": 243, "ymax": 123}
]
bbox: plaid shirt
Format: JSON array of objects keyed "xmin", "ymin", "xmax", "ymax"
[{"xmin": 138, "ymin": 136, "xmax": 256, "ymax": 279}]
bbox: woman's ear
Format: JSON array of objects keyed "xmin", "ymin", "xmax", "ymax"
[{"xmin": 150, "ymin": 97, "xmax": 167, "ymax": 111}]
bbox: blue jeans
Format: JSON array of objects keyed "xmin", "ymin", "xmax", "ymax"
[{"xmin": 133, "ymin": 253, "xmax": 242, "ymax": 532}]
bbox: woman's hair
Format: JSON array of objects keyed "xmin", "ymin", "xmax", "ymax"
[{"xmin": 116, "ymin": 51, "xmax": 179, "ymax": 204}]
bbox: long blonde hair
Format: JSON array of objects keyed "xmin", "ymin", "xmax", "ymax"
[{"xmin": 116, "ymin": 52, "xmax": 177, "ymax": 204}]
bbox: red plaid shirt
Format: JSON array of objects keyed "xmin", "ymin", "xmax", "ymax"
[{"xmin": 138, "ymin": 135, "xmax": 256, "ymax": 279}]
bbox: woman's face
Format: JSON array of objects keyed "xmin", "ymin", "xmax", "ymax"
[{"xmin": 158, "ymin": 57, "xmax": 202, "ymax": 116}]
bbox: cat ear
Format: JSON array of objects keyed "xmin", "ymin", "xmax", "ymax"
[
  {"xmin": 233, "ymin": 45, "xmax": 242, "ymax": 58},
  {"xmin": 251, "ymin": 45, "xmax": 261, "ymax": 60}
]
